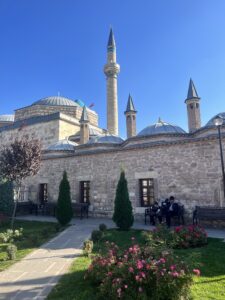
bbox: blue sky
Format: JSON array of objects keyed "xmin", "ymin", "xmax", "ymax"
[{"xmin": 0, "ymin": 0, "xmax": 225, "ymax": 137}]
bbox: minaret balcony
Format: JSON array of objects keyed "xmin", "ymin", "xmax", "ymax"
[{"xmin": 104, "ymin": 63, "xmax": 120, "ymax": 77}]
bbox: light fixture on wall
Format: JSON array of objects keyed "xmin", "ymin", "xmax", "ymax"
[{"xmin": 213, "ymin": 115, "xmax": 225, "ymax": 201}]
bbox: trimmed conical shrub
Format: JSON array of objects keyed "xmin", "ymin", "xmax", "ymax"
[
  {"xmin": 113, "ymin": 170, "xmax": 134, "ymax": 230},
  {"xmin": 56, "ymin": 171, "xmax": 73, "ymax": 226},
  {"xmin": 0, "ymin": 180, "xmax": 14, "ymax": 216}
]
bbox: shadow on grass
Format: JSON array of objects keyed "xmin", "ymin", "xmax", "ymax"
[{"xmin": 47, "ymin": 256, "xmax": 95, "ymax": 300}]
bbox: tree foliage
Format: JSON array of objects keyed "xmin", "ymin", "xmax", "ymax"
[
  {"xmin": 113, "ymin": 170, "xmax": 134, "ymax": 230},
  {"xmin": 56, "ymin": 171, "xmax": 73, "ymax": 226},
  {"xmin": 0, "ymin": 136, "xmax": 41, "ymax": 228},
  {"xmin": 0, "ymin": 136, "xmax": 41, "ymax": 184}
]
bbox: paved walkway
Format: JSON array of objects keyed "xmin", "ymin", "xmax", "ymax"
[
  {"xmin": 0, "ymin": 220, "xmax": 101, "ymax": 300},
  {"xmin": 0, "ymin": 216, "xmax": 225, "ymax": 300}
]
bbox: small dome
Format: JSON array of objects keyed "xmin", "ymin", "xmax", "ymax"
[
  {"xmin": 206, "ymin": 112, "xmax": 225, "ymax": 127},
  {"xmin": 46, "ymin": 139, "xmax": 77, "ymax": 151},
  {"xmin": 88, "ymin": 134, "xmax": 124, "ymax": 144},
  {"xmin": 138, "ymin": 118, "xmax": 186, "ymax": 137},
  {"xmin": 0, "ymin": 114, "xmax": 14, "ymax": 122},
  {"xmin": 32, "ymin": 96, "xmax": 79, "ymax": 107}
]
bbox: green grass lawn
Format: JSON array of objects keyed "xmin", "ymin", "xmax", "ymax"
[
  {"xmin": 47, "ymin": 229, "xmax": 225, "ymax": 300},
  {"xmin": 0, "ymin": 220, "xmax": 60, "ymax": 271}
]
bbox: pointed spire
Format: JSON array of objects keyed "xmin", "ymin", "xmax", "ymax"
[
  {"xmin": 125, "ymin": 94, "xmax": 136, "ymax": 113},
  {"xmin": 80, "ymin": 106, "xmax": 89, "ymax": 123},
  {"xmin": 107, "ymin": 28, "xmax": 116, "ymax": 50},
  {"xmin": 186, "ymin": 78, "xmax": 199, "ymax": 100}
]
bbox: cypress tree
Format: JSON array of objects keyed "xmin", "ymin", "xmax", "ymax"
[
  {"xmin": 56, "ymin": 171, "xmax": 73, "ymax": 226},
  {"xmin": 0, "ymin": 180, "xmax": 14, "ymax": 216},
  {"xmin": 113, "ymin": 170, "xmax": 134, "ymax": 230}
]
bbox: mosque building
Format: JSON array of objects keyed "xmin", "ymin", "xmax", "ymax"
[{"xmin": 0, "ymin": 29, "xmax": 224, "ymax": 218}]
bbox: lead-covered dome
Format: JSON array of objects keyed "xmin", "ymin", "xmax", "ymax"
[
  {"xmin": 46, "ymin": 139, "xmax": 78, "ymax": 151},
  {"xmin": 32, "ymin": 96, "xmax": 79, "ymax": 107},
  {"xmin": 206, "ymin": 112, "xmax": 225, "ymax": 127},
  {"xmin": 88, "ymin": 134, "xmax": 124, "ymax": 144},
  {"xmin": 0, "ymin": 114, "xmax": 15, "ymax": 122},
  {"xmin": 138, "ymin": 118, "xmax": 186, "ymax": 137}
]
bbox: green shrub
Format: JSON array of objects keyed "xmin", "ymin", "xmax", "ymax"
[
  {"xmin": 99, "ymin": 223, "xmax": 107, "ymax": 232},
  {"xmin": 0, "ymin": 180, "xmax": 14, "ymax": 216},
  {"xmin": 0, "ymin": 228, "xmax": 23, "ymax": 243},
  {"xmin": 173, "ymin": 225, "xmax": 207, "ymax": 248},
  {"xmin": 150, "ymin": 224, "xmax": 208, "ymax": 249},
  {"xmin": 112, "ymin": 170, "xmax": 134, "ymax": 230},
  {"xmin": 83, "ymin": 240, "xmax": 94, "ymax": 257},
  {"xmin": 56, "ymin": 171, "xmax": 73, "ymax": 226},
  {"xmin": 91, "ymin": 230, "xmax": 103, "ymax": 242},
  {"xmin": 6, "ymin": 244, "xmax": 17, "ymax": 260},
  {"xmin": 85, "ymin": 240, "xmax": 196, "ymax": 300}
]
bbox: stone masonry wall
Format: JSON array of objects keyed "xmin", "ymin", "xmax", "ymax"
[
  {"xmin": 24, "ymin": 137, "xmax": 224, "ymax": 219},
  {"xmin": 15, "ymin": 105, "xmax": 98, "ymax": 126},
  {"xmin": 0, "ymin": 119, "xmax": 60, "ymax": 149}
]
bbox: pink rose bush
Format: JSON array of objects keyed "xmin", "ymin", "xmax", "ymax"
[
  {"xmin": 151, "ymin": 225, "xmax": 207, "ymax": 249},
  {"xmin": 173, "ymin": 225, "xmax": 207, "ymax": 248},
  {"xmin": 85, "ymin": 239, "xmax": 197, "ymax": 300}
]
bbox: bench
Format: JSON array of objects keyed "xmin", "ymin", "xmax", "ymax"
[
  {"xmin": 145, "ymin": 204, "xmax": 184, "ymax": 225},
  {"xmin": 72, "ymin": 203, "xmax": 89, "ymax": 219},
  {"xmin": 193, "ymin": 206, "xmax": 225, "ymax": 225},
  {"xmin": 15, "ymin": 201, "xmax": 38, "ymax": 216}
]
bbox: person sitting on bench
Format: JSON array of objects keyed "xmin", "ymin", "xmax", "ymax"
[
  {"xmin": 165, "ymin": 196, "xmax": 179, "ymax": 227},
  {"xmin": 150, "ymin": 201, "xmax": 162, "ymax": 225}
]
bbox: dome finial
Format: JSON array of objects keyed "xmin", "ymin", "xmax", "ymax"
[{"xmin": 158, "ymin": 117, "xmax": 162, "ymax": 123}]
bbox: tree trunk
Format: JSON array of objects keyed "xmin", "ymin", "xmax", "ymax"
[{"xmin": 11, "ymin": 183, "xmax": 21, "ymax": 229}]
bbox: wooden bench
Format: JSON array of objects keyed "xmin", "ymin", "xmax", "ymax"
[
  {"xmin": 15, "ymin": 201, "xmax": 38, "ymax": 216},
  {"xmin": 145, "ymin": 204, "xmax": 184, "ymax": 225},
  {"xmin": 193, "ymin": 206, "xmax": 225, "ymax": 225},
  {"xmin": 72, "ymin": 203, "xmax": 89, "ymax": 219}
]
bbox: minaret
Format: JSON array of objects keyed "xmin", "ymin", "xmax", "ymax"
[
  {"xmin": 124, "ymin": 94, "xmax": 137, "ymax": 138},
  {"xmin": 79, "ymin": 106, "xmax": 90, "ymax": 144},
  {"xmin": 185, "ymin": 79, "xmax": 201, "ymax": 133},
  {"xmin": 104, "ymin": 28, "xmax": 120, "ymax": 135}
]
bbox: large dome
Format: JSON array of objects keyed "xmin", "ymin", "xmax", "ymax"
[
  {"xmin": 138, "ymin": 118, "xmax": 186, "ymax": 137},
  {"xmin": 32, "ymin": 96, "xmax": 79, "ymax": 107},
  {"xmin": 88, "ymin": 134, "xmax": 124, "ymax": 144},
  {"xmin": 206, "ymin": 112, "xmax": 225, "ymax": 127},
  {"xmin": 0, "ymin": 114, "xmax": 14, "ymax": 122}
]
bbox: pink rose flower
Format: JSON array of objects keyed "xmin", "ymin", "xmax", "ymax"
[{"xmin": 193, "ymin": 269, "xmax": 201, "ymax": 276}]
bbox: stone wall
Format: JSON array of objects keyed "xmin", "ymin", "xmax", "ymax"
[
  {"xmin": 24, "ymin": 136, "xmax": 224, "ymax": 219},
  {"xmin": 58, "ymin": 119, "xmax": 80, "ymax": 141},
  {"xmin": 0, "ymin": 119, "xmax": 60, "ymax": 148}
]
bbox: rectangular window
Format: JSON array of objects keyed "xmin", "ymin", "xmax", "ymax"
[
  {"xmin": 80, "ymin": 181, "xmax": 90, "ymax": 204},
  {"xmin": 139, "ymin": 179, "xmax": 154, "ymax": 207},
  {"xmin": 39, "ymin": 183, "xmax": 48, "ymax": 205}
]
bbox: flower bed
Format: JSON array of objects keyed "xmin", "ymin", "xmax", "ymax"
[
  {"xmin": 85, "ymin": 239, "xmax": 199, "ymax": 300},
  {"xmin": 151, "ymin": 225, "xmax": 207, "ymax": 249}
]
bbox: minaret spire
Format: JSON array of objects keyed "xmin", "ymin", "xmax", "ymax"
[
  {"xmin": 104, "ymin": 28, "xmax": 120, "ymax": 135},
  {"xmin": 124, "ymin": 94, "xmax": 137, "ymax": 138},
  {"xmin": 79, "ymin": 106, "xmax": 90, "ymax": 144},
  {"xmin": 107, "ymin": 28, "xmax": 116, "ymax": 50},
  {"xmin": 187, "ymin": 78, "xmax": 199, "ymax": 99},
  {"xmin": 185, "ymin": 78, "xmax": 201, "ymax": 133}
]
